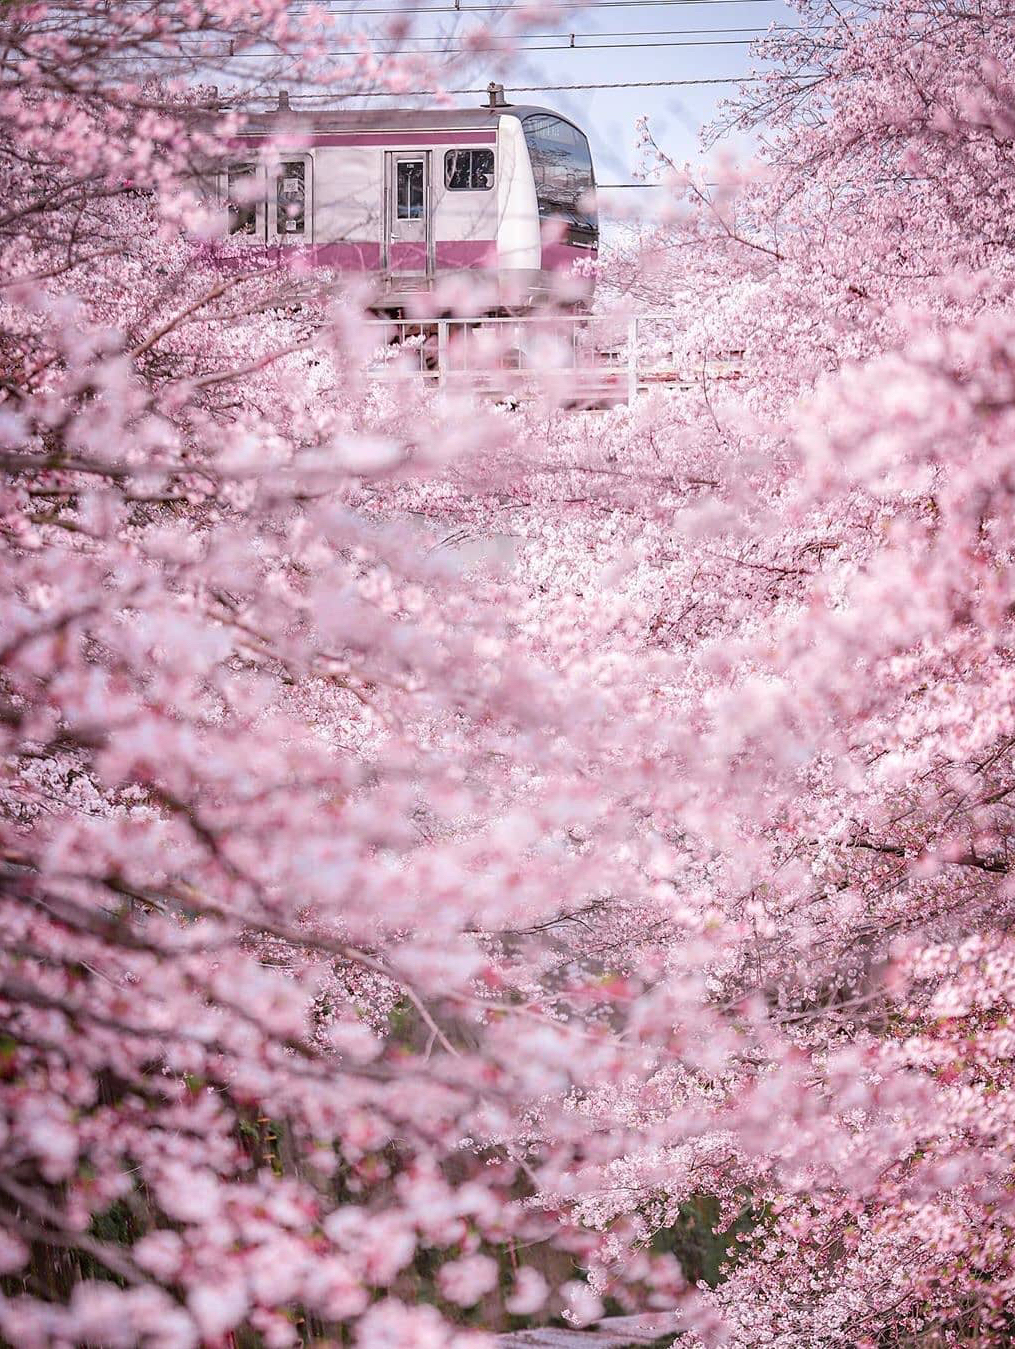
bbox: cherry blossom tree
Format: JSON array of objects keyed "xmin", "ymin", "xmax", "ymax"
[
  {"xmin": 6, "ymin": 0, "xmax": 1015, "ymax": 1346},
  {"xmin": 569, "ymin": 0, "xmax": 1015, "ymax": 1341},
  {"xmin": 0, "ymin": 5, "xmax": 641, "ymax": 1345}
]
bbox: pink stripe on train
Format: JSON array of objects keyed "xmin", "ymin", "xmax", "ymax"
[
  {"xmin": 435, "ymin": 241, "xmax": 496, "ymax": 267},
  {"xmin": 309, "ymin": 241, "xmax": 495, "ymax": 269},
  {"xmin": 230, "ymin": 131, "xmax": 498, "ymax": 149},
  {"xmin": 540, "ymin": 242, "xmax": 598, "ymax": 268},
  {"xmin": 209, "ymin": 240, "xmax": 592, "ymax": 271}
]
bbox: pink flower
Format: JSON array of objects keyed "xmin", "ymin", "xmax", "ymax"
[
  {"xmin": 187, "ymin": 1280, "xmax": 249, "ymax": 1340},
  {"xmin": 438, "ymin": 1254, "xmax": 499, "ymax": 1308},
  {"xmin": 505, "ymin": 1266, "xmax": 548, "ymax": 1316}
]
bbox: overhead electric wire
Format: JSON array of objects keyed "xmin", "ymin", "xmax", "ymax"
[
  {"xmin": 101, "ymin": 20, "xmax": 822, "ymax": 62},
  {"xmin": 356, "ymin": 24, "xmax": 808, "ymax": 48},
  {"xmin": 179, "ymin": 37, "xmax": 781, "ymax": 56},
  {"xmin": 287, "ymin": 72, "xmax": 797, "ymax": 98},
  {"xmin": 189, "ymin": 22, "xmax": 801, "ymax": 49},
  {"xmin": 294, "ymin": 0, "xmax": 784, "ymax": 12},
  {"xmin": 370, "ymin": 37, "xmax": 768, "ymax": 47},
  {"xmin": 447, "ymin": 24, "xmax": 795, "ymax": 35},
  {"xmin": 386, "ymin": 37, "xmax": 761, "ymax": 48}
]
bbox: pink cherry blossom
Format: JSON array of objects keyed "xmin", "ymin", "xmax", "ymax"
[
  {"xmin": 5, "ymin": 0, "xmax": 1015, "ymax": 1345},
  {"xmin": 438, "ymin": 1254, "xmax": 500, "ymax": 1307}
]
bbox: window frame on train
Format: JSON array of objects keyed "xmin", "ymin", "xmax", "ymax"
[
  {"xmin": 396, "ymin": 158, "xmax": 426, "ymax": 220},
  {"xmin": 222, "ymin": 153, "xmax": 314, "ymax": 244},
  {"xmin": 226, "ymin": 162, "xmax": 258, "ymax": 237},
  {"xmin": 521, "ymin": 114, "xmax": 597, "ymax": 236},
  {"xmin": 444, "ymin": 148, "xmax": 495, "ymax": 192},
  {"xmin": 276, "ymin": 158, "xmax": 308, "ymax": 237}
]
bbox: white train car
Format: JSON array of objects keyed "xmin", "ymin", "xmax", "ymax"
[{"xmin": 221, "ymin": 85, "xmax": 598, "ymax": 313}]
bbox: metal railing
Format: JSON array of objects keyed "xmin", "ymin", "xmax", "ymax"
[{"xmin": 361, "ymin": 313, "xmax": 741, "ymax": 406}]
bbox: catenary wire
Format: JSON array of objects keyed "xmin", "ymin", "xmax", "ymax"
[
  {"xmin": 168, "ymin": 37, "xmax": 793, "ymax": 56},
  {"xmin": 395, "ymin": 24, "xmax": 806, "ymax": 35},
  {"xmin": 290, "ymin": 0, "xmax": 786, "ymax": 12},
  {"xmin": 96, "ymin": 23, "xmax": 820, "ymax": 58},
  {"xmin": 285, "ymin": 73, "xmax": 798, "ymax": 97},
  {"xmin": 91, "ymin": 20, "xmax": 826, "ymax": 61}
]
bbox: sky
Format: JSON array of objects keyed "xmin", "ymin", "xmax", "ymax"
[
  {"xmin": 299, "ymin": 0, "xmax": 804, "ymax": 220},
  {"xmin": 195, "ymin": 0, "xmax": 804, "ymax": 230}
]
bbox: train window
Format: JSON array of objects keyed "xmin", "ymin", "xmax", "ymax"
[
  {"xmin": 227, "ymin": 163, "xmax": 257, "ymax": 236},
  {"xmin": 444, "ymin": 148, "xmax": 495, "ymax": 191},
  {"xmin": 276, "ymin": 160, "xmax": 306, "ymax": 235},
  {"xmin": 522, "ymin": 115, "xmax": 597, "ymax": 233},
  {"xmin": 396, "ymin": 160, "xmax": 425, "ymax": 219}
]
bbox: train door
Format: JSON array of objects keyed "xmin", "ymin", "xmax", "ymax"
[{"xmin": 384, "ymin": 151, "xmax": 432, "ymax": 280}]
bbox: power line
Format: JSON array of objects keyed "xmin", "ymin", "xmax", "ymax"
[
  {"xmin": 468, "ymin": 73, "xmax": 792, "ymax": 89},
  {"xmin": 287, "ymin": 73, "xmax": 796, "ymax": 97},
  {"xmin": 103, "ymin": 21, "xmax": 815, "ymax": 57},
  {"xmin": 169, "ymin": 37, "xmax": 778, "ymax": 57},
  {"xmin": 354, "ymin": 25, "xmax": 812, "ymax": 48},
  {"xmin": 374, "ymin": 36, "xmax": 769, "ymax": 48},
  {"xmin": 461, "ymin": 24, "xmax": 795, "ymax": 35},
  {"xmin": 176, "ymin": 23, "xmax": 803, "ymax": 49},
  {"xmin": 295, "ymin": 0, "xmax": 784, "ymax": 11}
]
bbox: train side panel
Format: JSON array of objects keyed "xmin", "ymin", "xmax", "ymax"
[
  {"xmin": 312, "ymin": 145, "xmax": 381, "ymax": 269},
  {"xmin": 432, "ymin": 138, "xmax": 500, "ymax": 269}
]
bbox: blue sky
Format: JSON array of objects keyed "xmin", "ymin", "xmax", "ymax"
[
  {"xmin": 315, "ymin": 0, "xmax": 803, "ymax": 217},
  {"xmin": 214, "ymin": 0, "xmax": 803, "ymax": 224},
  {"xmin": 479, "ymin": 0, "xmax": 798, "ymax": 175}
]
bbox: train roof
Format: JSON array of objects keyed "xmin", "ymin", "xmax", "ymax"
[{"xmin": 236, "ymin": 102, "xmax": 587, "ymax": 135}]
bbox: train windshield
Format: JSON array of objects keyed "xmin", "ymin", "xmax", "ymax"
[{"xmin": 522, "ymin": 115, "xmax": 597, "ymax": 234}]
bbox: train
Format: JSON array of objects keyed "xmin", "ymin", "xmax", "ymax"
[{"xmin": 220, "ymin": 84, "xmax": 598, "ymax": 314}]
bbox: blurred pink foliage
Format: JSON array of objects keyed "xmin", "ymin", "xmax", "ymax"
[{"xmin": 4, "ymin": 1, "xmax": 1015, "ymax": 1346}]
